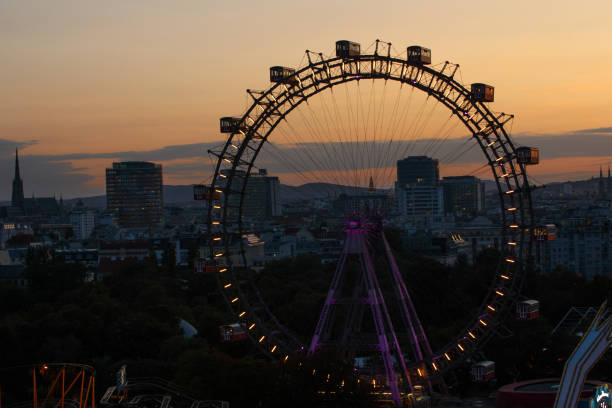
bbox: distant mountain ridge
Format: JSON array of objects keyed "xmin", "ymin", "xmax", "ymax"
[
  {"xmin": 59, "ymin": 183, "xmax": 376, "ymax": 208},
  {"xmin": 0, "ymin": 177, "xmax": 603, "ymax": 209}
]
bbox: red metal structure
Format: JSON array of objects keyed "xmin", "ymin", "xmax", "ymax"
[{"xmin": 0, "ymin": 364, "xmax": 96, "ymax": 408}]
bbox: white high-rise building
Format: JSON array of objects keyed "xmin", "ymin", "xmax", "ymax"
[{"xmin": 70, "ymin": 201, "xmax": 95, "ymax": 240}]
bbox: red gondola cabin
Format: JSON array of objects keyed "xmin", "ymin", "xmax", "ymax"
[
  {"xmin": 219, "ymin": 323, "xmax": 247, "ymax": 342},
  {"xmin": 193, "ymin": 185, "xmax": 219, "ymax": 201},
  {"xmin": 471, "ymin": 361, "xmax": 495, "ymax": 382},
  {"xmin": 516, "ymin": 146, "xmax": 539, "ymax": 165},
  {"xmin": 471, "ymin": 83, "xmax": 495, "ymax": 102},
  {"xmin": 270, "ymin": 66, "xmax": 299, "ymax": 85},
  {"xmin": 516, "ymin": 300, "xmax": 539, "ymax": 320},
  {"xmin": 407, "ymin": 46, "xmax": 432, "ymax": 65},
  {"xmin": 336, "ymin": 41, "xmax": 361, "ymax": 58},
  {"xmin": 195, "ymin": 258, "xmax": 222, "ymax": 274}
]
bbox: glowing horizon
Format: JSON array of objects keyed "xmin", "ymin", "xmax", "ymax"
[{"xmin": 2, "ymin": 0, "xmax": 612, "ymax": 198}]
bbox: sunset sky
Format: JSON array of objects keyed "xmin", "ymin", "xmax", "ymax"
[{"xmin": 2, "ymin": 0, "xmax": 612, "ymax": 199}]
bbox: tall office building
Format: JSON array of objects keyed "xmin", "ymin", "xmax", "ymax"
[
  {"xmin": 442, "ymin": 176, "xmax": 485, "ymax": 216},
  {"xmin": 397, "ymin": 156, "xmax": 439, "ymax": 187},
  {"xmin": 243, "ymin": 169, "xmax": 281, "ymax": 219},
  {"xmin": 106, "ymin": 162, "xmax": 163, "ymax": 228},
  {"xmin": 395, "ymin": 156, "xmax": 443, "ymax": 217}
]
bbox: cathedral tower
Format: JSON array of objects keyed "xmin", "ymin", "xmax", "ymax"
[{"xmin": 11, "ymin": 149, "xmax": 24, "ymax": 209}]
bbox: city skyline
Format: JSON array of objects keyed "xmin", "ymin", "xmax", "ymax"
[{"xmin": 2, "ymin": 1, "xmax": 612, "ymax": 199}]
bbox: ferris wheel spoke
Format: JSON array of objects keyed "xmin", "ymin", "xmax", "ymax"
[
  {"xmin": 316, "ymin": 87, "xmax": 355, "ymax": 187},
  {"xmin": 375, "ymin": 82, "xmax": 404, "ymax": 187}
]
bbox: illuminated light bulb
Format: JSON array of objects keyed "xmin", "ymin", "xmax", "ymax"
[
  {"xmin": 500, "ymin": 274, "xmax": 510, "ymax": 280},
  {"xmin": 231, "ymin": 297, "xmax": 239, "ymax": 303},
  {"xmin": 509, "ymin": 224, "xmax": 519, "ymax": 228},
  {"xmin": 258, "ymin": 335, "xmax": 265, "ymax": 343},
  {"xmin": 417, "ymin": 368, "xmax": 423, "ymax": 377},
  {"xmin": 487, "ymin": 305, "xmax": 496, "ymax": 312},
  {"xmin": 506, "ymin": 258, "xmax": 515, "ymax": 263},
  {"xmin": 479, "ymin": 319, "xmax": 488, "ymax": 327},
  {"xmin": 248, "ymin": 323, "xmax": 255, "ymax": 330},
  {"xmin": 457, "ymin": 344, "xmax": 464, "ymax": 352},
  {"xmin": 444, "ymin": 353, "xmax": 451, "ymax": 361},
  {"xmin": 223, "ymin": 158, "xmax": 231, "ymax": 163},
  {"xmin": 230, "ymin": 144, "xmax": 238, "ymax": 149},
  {"xmin": 507, "ymin": 242, "xmax": 517, "ymax": 246},
  {"xmin": 495, "ymin": 157, "xmax": 504, "ymax": 162},
  {"xmin": 219, "ymin": 173, "xmax": 227, "ymax": 178},
  {"xmin": 271, "ymin": 345, "xmax": 277, "ymax": 352},
  {"xmin": 468, "ymin": 332, "xmax": 476, "ymax": 339},
  {"xmin": 432, "ymin": 362, "xmax": 438, "ymax": 371},
  {"xmin": 213, "ymin": 237, "xmax": 222, "ymax": 241},
  {"xmin": 495, "ymin": 290, "xmax": 504, "ymax": 296},
  {"xmin": 238, "ymin": 311, "xmax": 246, "ymax": 318},
  {"xmin": 212, "ymin": 221, "xmax": 221, "ymax": 225},
  {"xmin": 213, "ymin": 205, "xmax": 221, "ymax": 209},
  {"xmin": 507, "ymin": 207, "xmax": 517, "ymax": 211},
  {"xmin": 214, "ymin": 189, "xmax": 223, "ymax": 193},
  {"xmin": 215, "ymin": 253, "xmax": 223, "ymax": 257},
  {"xmin": 219, "ymin": 268, "xmax": 227, "ymax": 273},
  {"xmin": 487, "ymin": 141, "xmax": 495, "ymax": 147},
  {"xmin": 223, "ymin": 283, "xmax": 232, "ymax": 289},
  {"xmin": 505, "ymin": 190, "xmax": 515, "ymax": 195},
  {"xmin": 284, "ymin": 355, "xmax": 289, "ymax": 362}
]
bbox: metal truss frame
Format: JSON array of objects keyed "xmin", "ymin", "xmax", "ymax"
[{"xmin": 206, "ymin": 41, "xmax": 534, "ymax": 384}]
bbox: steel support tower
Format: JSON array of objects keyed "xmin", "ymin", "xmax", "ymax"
[{"xmin": 307, "ymin": 211, "xmax": 440, "ymax": 406}]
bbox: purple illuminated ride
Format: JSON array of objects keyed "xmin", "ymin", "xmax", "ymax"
[{"xmin": 206, "ymin": 40, "xmax": 536, "ymax": 406}]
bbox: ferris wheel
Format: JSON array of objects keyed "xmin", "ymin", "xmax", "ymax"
[{"xmin": 204, "ymin": 39, "xmax": 536, "ymax": 404}]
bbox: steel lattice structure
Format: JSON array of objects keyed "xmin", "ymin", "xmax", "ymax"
[{"xmin": 206, "ymin": 40, "xmax": 534, "ymax": 390}]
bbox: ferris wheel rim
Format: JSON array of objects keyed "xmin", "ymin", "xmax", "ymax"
[{"xmin": 206, "ymin": 44, "xmax": 534, "ymax": 382}]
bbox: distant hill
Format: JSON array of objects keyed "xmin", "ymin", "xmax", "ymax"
[
  {"xmin": 63, "ymin": 185, "xmax": 198, "ymax": 209},
  {"xmin": 58, "ymin": 183, "xmax": 374, "ymax": 208},
  {"xmin": 280, "ymin": 183, "xmax": 372, "ymax": 202},
  {"xmin": 4, "ymin": 176, "xmax": 605, "ymax": 210}
]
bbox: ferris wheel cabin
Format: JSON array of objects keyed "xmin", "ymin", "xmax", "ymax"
[
  {"xmin": 336, "ymin": 40, "xmax": 361, "ymax": 58},
  {"xmin": 193, "ymin": 184, "xmax": 220, "ymax": 201},
  {"xmin": 270, "ymin": 66, "xmax": 299, "ymax": 85},
  {"xmin": 220, "ymin": 116, "xmax": 242, "ymax": 133},
  {"xmin": 407, "ymin": 46, "xmax": 432, "ymax": 65},
  {"xmin": 471, "ymin": 83, "xmax": 495, "ymax": 102},
  {"xmin": 516, "ymin": 146, "xmax": 540, "ymax": 165},
  {"xmin": 219, "ymin": 323, "xmax": 247, "ymax": 342},
  {"xmin": 516, "ymin": 300, "xmax": 540, "ymax": 320},
  {"xmin": 471, "ymin": 361, "xmax": 495, "ymax": 382}
]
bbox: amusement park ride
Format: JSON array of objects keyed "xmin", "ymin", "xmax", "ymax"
[
  {"xmin": 0, "ymin": 365, "xmax": 228, "ymax": 408},
  {"xmin": 199, "ymin": 39, "xmax": 544, "ymax": 406}
]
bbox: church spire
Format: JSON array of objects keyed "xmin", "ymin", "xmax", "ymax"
[
  {"xmin": 11, "ymin": 148, "xmax": 25, "ymax": 210},
  {"xmin": 598, "ymin": 166, "xmax": 605, "ymax": 199},
  {"xmin": 14, "ymin": 148, "xmax": 20, "ymax": 179}
]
